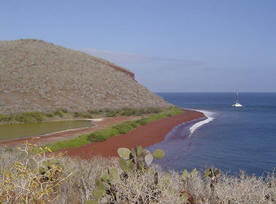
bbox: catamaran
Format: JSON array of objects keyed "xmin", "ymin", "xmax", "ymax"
[{"xmin": 232, "ymin": 92, "xmax": 243, "ymax": 107}]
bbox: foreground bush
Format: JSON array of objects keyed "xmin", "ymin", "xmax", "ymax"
[
  {"xmin": 0, "ymin": 142, "xmax": 72, "ymax": 203},
  {"xmin": 1, "ymin": 144, "xmax": 275, "ymax": 204}
]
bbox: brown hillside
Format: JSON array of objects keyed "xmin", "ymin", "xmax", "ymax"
[{"xmin": 0, "ymin": 39, "xmax": 169, "ymax": 114}]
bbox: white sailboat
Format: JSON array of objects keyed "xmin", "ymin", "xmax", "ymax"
[{"xmin": 232, "ymin": 92, "xmax": 243, "ymax": 107}]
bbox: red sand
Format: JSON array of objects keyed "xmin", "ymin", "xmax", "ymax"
[{"xmin": 63, "ymin": 110, "xmax": 205, "ymax": 159}]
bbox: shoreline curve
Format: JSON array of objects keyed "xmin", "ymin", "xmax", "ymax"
[
  {"xmin": 63, "ymin": 109, "xmax": 205, "ymax": 159},
  {"xmin": 188, "ymin": 109, "xmax": 215, "ymax": 136}
]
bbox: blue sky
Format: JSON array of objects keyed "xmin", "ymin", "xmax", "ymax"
[{"xmin": 1, "ymin": 0, "xmax": 275, "ymax": 92}]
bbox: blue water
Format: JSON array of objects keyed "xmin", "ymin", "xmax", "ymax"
[{"xmin": 150, "ymin": 93, "xmax": 276, "ymax": 176}]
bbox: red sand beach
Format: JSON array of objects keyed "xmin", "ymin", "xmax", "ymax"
[{"xmin": 63, "ymin": 109, "xmax": 205, "ymax": 159}]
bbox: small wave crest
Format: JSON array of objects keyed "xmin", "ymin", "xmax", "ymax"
[{"xmin": 189, "ymin": 110, "xmax": 215, "ymax": 136}]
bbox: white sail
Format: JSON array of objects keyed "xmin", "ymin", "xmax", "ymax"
[{"xmin": 232, "ymin": 92, "xmax": 243, "ymax": 107}]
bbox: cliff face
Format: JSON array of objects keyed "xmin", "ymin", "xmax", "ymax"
[{"xmin": 0, "ymin": 39, "xmax": 169, "ymax": 114}]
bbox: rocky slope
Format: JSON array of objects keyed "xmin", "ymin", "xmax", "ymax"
[{"xmin": 0, "ymin": 39, "xmax": 169, "ymax": 114}]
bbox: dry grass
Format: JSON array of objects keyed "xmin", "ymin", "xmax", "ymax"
[{"xmin": 0, "ymin": 144, "xmax": 275, "ymax": 204}]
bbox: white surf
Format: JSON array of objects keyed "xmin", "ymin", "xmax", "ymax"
[{"xmin": 189, "ymin": 110, "xmax": 215, "ymax": 136}]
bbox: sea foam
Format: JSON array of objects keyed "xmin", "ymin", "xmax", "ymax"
[{"xmin": 189, "ymin": 110, "xmax": 215, "ymax": 136}]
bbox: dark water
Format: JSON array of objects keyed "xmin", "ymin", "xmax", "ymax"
[{"xmin": 150, "ymin": 92, "xmax": 276, "ymax": 176}]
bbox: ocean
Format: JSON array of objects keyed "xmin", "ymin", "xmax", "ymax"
[{"xmin": 149, "ymin": 92, "xmax": 276, "ymax": 176}]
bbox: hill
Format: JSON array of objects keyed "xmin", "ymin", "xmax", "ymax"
[{"xmin": 0, "ymin": 39, "xmax": 169, "ymax": 114}]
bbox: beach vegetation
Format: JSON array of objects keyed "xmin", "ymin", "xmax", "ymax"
[
  {"xmin": 113, "ymin": 121, "xmax": 135, "ymax": 134},
  {"xmin": 60, "ymin": 108, "xmax": 68, "ymax": 113},
  {"xmin": 0, "ymin": 107, "xmax": 176, "ymax": 124},
  {"xmin": 73, "ymin": 111, "xmax": 92, "ymax": 118},
  {"xmin": 89, "ymin": 128, "xmax": 120, "ymax": 142},
  {"xmin": 0, "ymin": 114, "xmax": 12, "ymax": 122},
  {"xmin": 89, "ymin": 108, "xmax": 182, "ymax": 142},
  {"xmin": 45, "ymin": 107, "xmax": 183, "ymax": 152},
  {"xmin": 53, "ymin": 110, "xmax": 64, "ymax": 118},
  {"xmin": 15, "ymin": 112, "xmax": 45, "ymax": 123},
  {"xmin": 0, "ymin": 112, "xmax": 45, "ymax": 123},
  {"xmin": 46, "ymin": 133, "xmax": 92, "ymax": 151},
  {"xmin": 45, "ymin": 112, "xmax": 54, "ymax": 117}
]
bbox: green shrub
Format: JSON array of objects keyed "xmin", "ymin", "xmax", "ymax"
[
  {"xmin": 113, "ymin": 122, "xmax": 134, "ymax": 134},
  {"xmin": 136, "ymin": 118, "xmax": 148, "ymax": 125},
  {"xmin": 1, "ymin": 112, "xmax": 45, "ymax": 123},
  {"xmin": 89, "ymin": 128, "xmax": 119, "ymax": 142},
  {"xmin": 73, "ymin": 112, "xmax": 81, "ymax": 118},
  {"xmin": 45, "ymin": 113, "xmax": 54, "ymax": 117},
  {"xmin": 146, "ymin": 107, "xmax": 162, "ymax": 114},
  {"xmin": 120, "ymin": 108, "xmax": 136, "ymax": 116},
  {"xmin": 130, "ymin": 121, "xmax": 139, "ymax": 128},
  {"xmin": 74, "ymin": 112, "xmax": 92, "ymax": 118},
  {"xmin": 47, "ymin": 134, "xmax": 91, "ymax": 151},
  {"xmin": 14, "ymin": 112, "xmax": 44, "ymax": 123},
  {"xmin": 89, "ymin": 109, "xmax": 101, "ymax": 115},
  {"xmin": 54, "ymin": 110, "xmax": 63, "ymax": 118},
  {"xmin": 82, "ymin": 113, "xmax": 92, "ymax": 118},
  {"xmin": 0, "ymin": 114, "xmax": 12, "ymax": 122},
  {"xmin": 105, "ymin": 111, "xmax": 118, "ymax": 117},
  {"xmin": 61, "ymin": 108, "xmax": 68, "ymax": 113}
]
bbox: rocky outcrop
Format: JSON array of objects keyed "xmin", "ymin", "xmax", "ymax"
[{"xmin": 0, "ymin": 39, "xmax": 169, "ymax": 114}]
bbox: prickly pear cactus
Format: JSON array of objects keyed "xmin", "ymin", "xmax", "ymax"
[
  {"xmin": 108, "ymin": 168, "xmax": 119, "ymax": 182},
  {"xmin": 182, "ymin": 169, "xmax": 190, "ymax": 180},
  {"xmin": 145, "ymin": 153, "xmax": 153, "ymax": 166},
  {"xmin": 205, "ymin": 167, "xmax": 220, "ymax": 179},
  {"xmin": 136, "ymin": 145, "xmax": 143, "ymax": 157},
  {"xmin": 117, "ymin": 147, "xmax": 131, "ymax": 160},
  {"xmin": 205, "ymin": 167, "xmax": 220, "ymax": 192},
  {"xmin": 182, "ymin": 168, "xmax": 198, "ymax": 180},
  {"xmin": 91, "ymin": 146, "xmax": 166, "ymax": 203},
  {"xmin": 117, "ymin": 146, "xmax": 165, "ymax": 174},
  {"xmin": 153, "ymin": 149, "xmax": 165, "ymax": 159},
  {"xmin": 92, "ymin": 168, "xmax": 120, "ymax": 202}
]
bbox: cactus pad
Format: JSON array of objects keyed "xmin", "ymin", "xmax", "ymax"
[
  {"xmin": 136, "ymin": 145, "xmax": 143, "ymax": 157},
  {"xmin": 145, "ymin": 153, "xmax": 153, "ymax": 166},
  {"xmin": 117, "ymin": 147, "xmax": 131, "ymax": 160},
  {"xmin": 153, "ymin": 149, "xmax": 165, "ymax": 159}
]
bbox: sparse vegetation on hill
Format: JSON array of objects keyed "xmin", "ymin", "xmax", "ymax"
[
  {"xmin": 0, "ymin": 39, "xmax": 170, "ymax": 115},
  {"xmin": 1, "ymin": 143, "xmax": 275, "ymax": 204}
]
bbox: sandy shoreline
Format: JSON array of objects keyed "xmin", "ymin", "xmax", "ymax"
[
  {"xmin": 0, "ymin": 109, "xmax": 205, "ymax": 159},
  {"xmin": 62, "ymin": 109, "xmax": 205, "ymax": 159}
]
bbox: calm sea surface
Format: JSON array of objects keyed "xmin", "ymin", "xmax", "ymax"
[{"xmin": 150, "ymin": 93, "xmax": 276, "ymax": 176}]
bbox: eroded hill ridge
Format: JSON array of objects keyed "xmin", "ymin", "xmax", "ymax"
[{"xmin": 0, "ymin": 39, "xmax": 169, "ymax": 114}]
